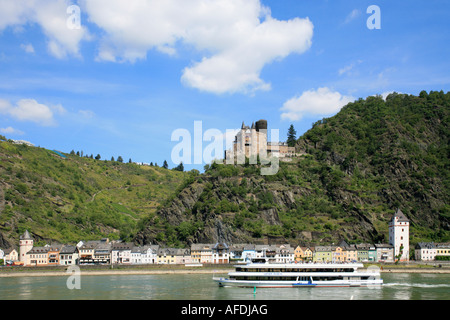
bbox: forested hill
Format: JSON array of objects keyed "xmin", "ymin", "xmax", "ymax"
[
  {"xmin": 136, "ymin": 91, "xmax": 449, "ymax": 247},
  {"xmin": 0, "ymin": 143, "xmax": 187, "ymax": 248},
  {"xmin": 296, "ymin": 91, "xmax": 449, "ymax": 238}
]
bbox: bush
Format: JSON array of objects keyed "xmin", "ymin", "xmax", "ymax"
[
  {"xmin": 15, "ymin": 183, "xmax": 28, "ymax": 194},
  {"xmin": 435, "ymin": 256, "xmax": 450, "ymax": 261}
]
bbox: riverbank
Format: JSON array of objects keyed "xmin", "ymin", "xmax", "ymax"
[
  {"xmin": 0, "ymin": 264, "xmax": 234, "ymax": 278},
  {"xmin": 1, "ymin": 262, "xmax": 449, "ymax": 278}
]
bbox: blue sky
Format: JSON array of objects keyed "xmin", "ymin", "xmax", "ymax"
[{"xmin": 0, "ymin": 0, "xmax": 449, "ymax": 172}]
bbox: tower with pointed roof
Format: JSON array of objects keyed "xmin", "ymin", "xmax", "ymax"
[
  {"xmin": 389, "ymin": 209, "xmax": 410, "ymax": 261},
  {"xmin": 19, "ymin": 230, "xmax": 34, "ymax": 265}
]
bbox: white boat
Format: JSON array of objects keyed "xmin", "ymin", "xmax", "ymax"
[{"xmin": 213, "ymin": 262, "xmax": 383, "ymax": 288}]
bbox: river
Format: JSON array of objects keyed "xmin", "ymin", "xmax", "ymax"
[{"xmin": 0, "ymin": 272, "xmax": 448, "ymax": 300}]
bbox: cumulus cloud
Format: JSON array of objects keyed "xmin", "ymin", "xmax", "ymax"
[
  {"xmin": 280, "ymin": 87, "xmax": 355, "ymax": 121},
  {"xmin": 0, "ymin": 98, "xmax": 65, "ymax": 126},
  {"xmin": 0, "ymin": 126, "xmax": 24, "ymax": 135},
  {"xmin": 0, "ymin": 0, "xmax": 90, "ymax": 59},
  {"xmin": 80, "ymin": 0, "xmax": 314, "ymax": 94},
  {"xmin": 1, "ymin": 0, "xmax": 313, "ymax": 94}
]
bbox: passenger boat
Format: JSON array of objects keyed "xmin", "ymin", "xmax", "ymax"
[{"xmin": 213, "ymin": 262, "xmax": 383, "ymax": 288}]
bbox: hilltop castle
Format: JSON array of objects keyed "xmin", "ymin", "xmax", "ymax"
[{"xmin": 225, "ymin": 120, "xmax": 296, "ymax": 162}]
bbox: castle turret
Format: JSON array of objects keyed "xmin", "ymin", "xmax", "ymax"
[
  {"xmin": 255, "ymin": 119, "xmax": 267, "ymax": 132},
  {"xmin": 19, "ymin": 230, "xmax": 33, "ymax": 265}
]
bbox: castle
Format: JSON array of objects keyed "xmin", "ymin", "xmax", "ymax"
[{"xmin": 225, "ymin": 120, "xmax": 296, "ymax": 162}]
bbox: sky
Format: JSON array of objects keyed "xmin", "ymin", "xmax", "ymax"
[{"xmin": 0, "ymin": 0, "xmax": 449, "ymax": 172}]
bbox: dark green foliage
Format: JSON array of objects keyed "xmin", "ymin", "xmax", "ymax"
[{"xmin": 287, "ymin": 124, "xmax": 297, "ymax": 147}]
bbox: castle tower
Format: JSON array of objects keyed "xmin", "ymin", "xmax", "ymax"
[
  {"xmin": 225, "ymin": 120, "xmax": 272, "ymax": 163},
  {"xmin": 19, "ymin": 230, "xmax": 33, "ymax": 265},
  {"xmin": 389, "ymin": 209, "xmax": 409, "ymax": 262}
]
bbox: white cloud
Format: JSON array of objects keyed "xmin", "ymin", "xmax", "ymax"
[
  {"xmin": 338, "ymin": 64, "xmax": 354, "ymax": 76},
  {"xmin": 0, "ymin": 0, "xmax": 91, "ymax": 59},
  {"xmin": 1, "ymin": 0, "xmax": 313, "ymax": 94},
  {"xmin": 0, "ymin": 98, "xmax": 65, "ymax": 126},
  {"xmin": 80, "ymin": 0, "xmax": 313, "ymax": 94},
  {"xmin": 0, "ymin": 126, "xmax": 24, "ymax": 135},
  {"xmin": 280, "ymin": 87, "xmax": 355, "ymax": 121},
  {"xmin": 344, "ymin": 9, "xmax": 361, "ymax": 24},
  {"xmin": 78, "ymin": 109, "xmax": 95, "ymax": 119},
  {"xmin": 20, "ymin": 43, "xmax": 35, "ymax": 53},
  {"xmin": 338, "ymin": 60, "xmax": 362, "ymax": 76}
]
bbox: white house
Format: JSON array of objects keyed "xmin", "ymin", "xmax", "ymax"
[
  {"xmin": 415, "ymin": 242, "xmax": 450, "ymax": 261},
  {"xmin": 59, "ymin": 245, "xmax": 79, "ymax": 265},
  {"xmin": 130, "ymin": 245, "xmax": 159, "ymax": 264},
  {"xmin": 275, "ymin": 244, "xmax": 295, "ymax": 263},
  {"xmin": 212, "ymin": 243, "xmax": 229, "ymax": 264},
  {"xmin": 111, "ymin": 242, "xmax": 133, "ymax": 265},
  {"xmin": 415, "ymin": 242, "xmax": 436, "ymax": 261},
  {"xmin": 375, "ymin": 243, "xmax": 394, "ymax": 262},
  {"xmin": 2, "ymin": 248, "xmax": 18, "ymax": 264}
]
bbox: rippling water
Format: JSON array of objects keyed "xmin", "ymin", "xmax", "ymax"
[{"xmin": 0, "ymin": 272, "xmax": 449, "ymax": 300}]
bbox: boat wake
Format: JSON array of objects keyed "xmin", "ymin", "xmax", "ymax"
[{"xmin": 383, "ymin": 282, "xmax": 450, "ymax": 288}]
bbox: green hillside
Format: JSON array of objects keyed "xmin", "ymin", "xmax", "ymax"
[
  {"xmin": 0, "ymin": 142, "xmax": 187, "ymax": 247},
  {"xmin": 1, "ymin": 91, "xmax": 448, "ymax": 250},
  {"xmin": 136, "ymin": 91, "xmax": 449, "ymax": 247}
]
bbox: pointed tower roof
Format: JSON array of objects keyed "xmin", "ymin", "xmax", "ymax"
[
  {"xmin": 20, "ymin": 230, "xmax": 32, "ymax": 240},
  {"xmin": 392, "ymin": 208, "xmax": 409, "ymax": 222}
]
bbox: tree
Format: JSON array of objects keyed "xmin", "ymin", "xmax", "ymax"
[
  {"xmin": 162, "ymin": 160, "xmax": 169, "ymax": 169},
  {"xmin": 287, "ymin": 124, "xmax": 297, "ymax": 147},
  {"xmin": 174, "ymin": 162, "xmax": 184, "ymax": 171},
  {"xmin": 95, "ymin": 154, "xmax": 101, "ymax": 160},
  {"xmin": 117, "ymin": 156, "xmax": 123, "ymax": 163}
]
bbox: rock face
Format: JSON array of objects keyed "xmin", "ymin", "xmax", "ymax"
[
  {"xmin": 0, "ymin": 231, "xmax": 11, "ymax": 249},
  {"xmin": 134, "ymin": 173, "xmax": 383, "ymax": 246}
]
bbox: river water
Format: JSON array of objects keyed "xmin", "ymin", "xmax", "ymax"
[{"xmin": 0, "ymin": 272, "xmax": 449, "ymax": 300}]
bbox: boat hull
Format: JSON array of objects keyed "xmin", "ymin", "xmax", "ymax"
[{"xmin": 213, "ymin": 277, "xmax": 383, "ymax": 288}]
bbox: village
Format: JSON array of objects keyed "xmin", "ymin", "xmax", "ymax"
[{"xmin": 1, "ymin": 209, "xmax": 449, "ymax": 267}]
